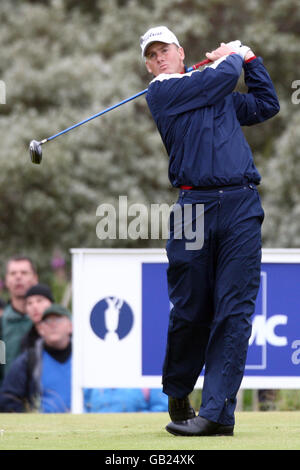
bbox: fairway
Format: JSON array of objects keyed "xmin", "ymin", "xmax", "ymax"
[{"xmin": 0, "ymin": 412, "xmax": 299, "ymax": 450}]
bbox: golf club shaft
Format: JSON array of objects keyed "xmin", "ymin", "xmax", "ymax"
[{"xmin": 42, "ymin": 58, "xmax": 211, "ymax": 145}]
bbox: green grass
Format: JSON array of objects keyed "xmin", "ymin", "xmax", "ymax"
[{"xmin": 0, "ymin": 412, "xmax": 299, "ymax": 450}]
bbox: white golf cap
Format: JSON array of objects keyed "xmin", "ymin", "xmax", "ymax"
[{"xmin": 140, "ymin": 26, "xmax": 180, "ymax": 57}]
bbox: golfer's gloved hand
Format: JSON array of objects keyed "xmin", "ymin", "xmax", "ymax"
[{"xmin": 225, "ymin": 40, "xmax": 251, "ymax": 60}]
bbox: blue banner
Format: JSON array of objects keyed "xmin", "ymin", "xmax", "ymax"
[{"xmin": 142, "ymin": 262, "xmax": 300, "ymax": 378}]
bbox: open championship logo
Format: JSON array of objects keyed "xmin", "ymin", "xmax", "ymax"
[{"xmin": 90, "ymin": 296, "xmax": 134, "ymax": 342}]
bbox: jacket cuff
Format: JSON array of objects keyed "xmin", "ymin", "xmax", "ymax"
[
  {"xmin": 245, "ymin": 55, "xmax": 257, "ymax": 63},
  {"xmin": 243, "ymin": 56, "xmax": 262, "ymax": 70}
]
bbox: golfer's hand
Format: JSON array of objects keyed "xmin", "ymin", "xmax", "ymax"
[
  {"xmin": 206, "ymin": 42, "xmax": 255, "ymax": 62},
  {"xmin": 205, "ymin": 43, "xmax": 235, "ymax": 61},
  {"xmin": 244, "ymin": 49, "xmax": 255, "ymax": 61},
  {"xmin": 226, "ymin": 40, "xmax": 255, "ymax": 61}
]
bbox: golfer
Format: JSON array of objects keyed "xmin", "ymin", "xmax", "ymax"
[{"xmin": 140, "ymin": 26, "xmax": 280, "ymax": 436}]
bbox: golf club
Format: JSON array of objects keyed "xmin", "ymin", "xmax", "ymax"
[{"xmin": 29, "ymin": 58, "xmax": 211, "ymax": 164}]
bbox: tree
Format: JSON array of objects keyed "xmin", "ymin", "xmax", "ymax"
[{"xmin": 0, "ymin": 0, "xmax": 299, "ymax": 278}]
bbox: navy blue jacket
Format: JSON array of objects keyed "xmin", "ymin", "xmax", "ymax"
[
  {"xmin": 146, "ymin": 54, "xmax": 280, "ymax": 188},
  {"xmin": 0, "ymin": 340, "xmax": 71, "ymax": 413},
  {"xmin": 0, "ymin": 344, "xmax": 40, "ymax": 412}
]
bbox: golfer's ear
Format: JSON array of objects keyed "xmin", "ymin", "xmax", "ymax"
[
  {"xmin": 179, "ymin": 47, "xmax": 185, "ymax": 61},
  {"xmin": 145, "ymin": 60, "xmax": 153, "ymax": 74}
]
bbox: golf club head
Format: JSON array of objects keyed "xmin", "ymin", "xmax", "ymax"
[{"xmin": 29, "ymin": 140, "xmax": 42, "ymax": 164}]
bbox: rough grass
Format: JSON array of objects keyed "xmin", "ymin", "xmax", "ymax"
[{"xmin": 0, "ymin": 411, "xmax": 299, "ymax": 450}]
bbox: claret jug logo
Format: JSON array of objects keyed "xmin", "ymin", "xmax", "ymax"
[{"xmin": 90, "ymin": 297, "xmax": 134, "ymax": 342}]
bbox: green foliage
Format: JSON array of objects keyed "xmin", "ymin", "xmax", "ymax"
[
  {"xmin": 277, "ymin": 390, "xmax": 300, "ymax": 411},
  {"xmin": 0, "ymin": 0, "xmax": 299, "ymax": 278}
]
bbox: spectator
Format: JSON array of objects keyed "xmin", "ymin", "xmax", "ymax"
[
  {"xmin": 0, "ymin": 303, "xmax": 72, "ymax": 413},
  {"xmin": 0, "ymin": 298, "xmax": 6, "ymax": 339},
  {"xmin": 0, "ymin": 300, "xmax": 166, "ymax": 414},
  {"xmin": 258, "ymin": 389, "xmax": 277, "ymax": 411},
  {"xmin": 1, "ymin": 255, "xmax": 38, "ymax": 375},
  {"xmin": 0, "ymin": 299, "xmax": 6, "ymax": 385},
  {"xmin": 21, "ymin": 283, "xmax": 54, "ymax": 351},
  {"xmin": 0, "ymin": 298, "xmax": 6, "ymax": 317},
  {"xmin": 84, "ymin": 388, "xmax": 168, "ymax": 413}
]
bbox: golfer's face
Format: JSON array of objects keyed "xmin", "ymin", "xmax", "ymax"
[{"xmin": 145, "ymin": 42, "xmax": 185, "ymax": 76}]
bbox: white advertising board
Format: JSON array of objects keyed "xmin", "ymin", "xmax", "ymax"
[{"xmin": 71, "ymin": 248, "xmax": 300, "ymax": 413}]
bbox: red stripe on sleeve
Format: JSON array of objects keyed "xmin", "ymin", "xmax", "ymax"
[{"xmin": 245, "ymin": 55, "xmax": 257, "ymax": 63}]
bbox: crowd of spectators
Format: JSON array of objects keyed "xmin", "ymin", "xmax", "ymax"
[{"xmin": 0, "ymin": 255, "xmax": 168, "ymax": 413}]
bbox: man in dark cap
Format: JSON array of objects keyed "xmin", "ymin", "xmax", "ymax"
[{"xmin": 21, "ymin": 283, "xmax": 54, "ymax": 351}]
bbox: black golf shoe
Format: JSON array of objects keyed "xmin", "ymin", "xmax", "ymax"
[
  {"xmin": 166, "ymin": 415, "xmax": 234, "ymax": 436},
  {"xmin": 168, "ymin": 396, "xmax": 196, "ymax": 422}
]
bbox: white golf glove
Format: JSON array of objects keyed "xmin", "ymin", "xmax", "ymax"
[{"xmin": 226, "ymin": 40, "xmax": 251, "ymax": 60}]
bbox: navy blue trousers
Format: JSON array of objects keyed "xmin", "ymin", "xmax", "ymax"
[{"xmin": 163, "ymin": 184, "xmax": 264, "ymax": 425}]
